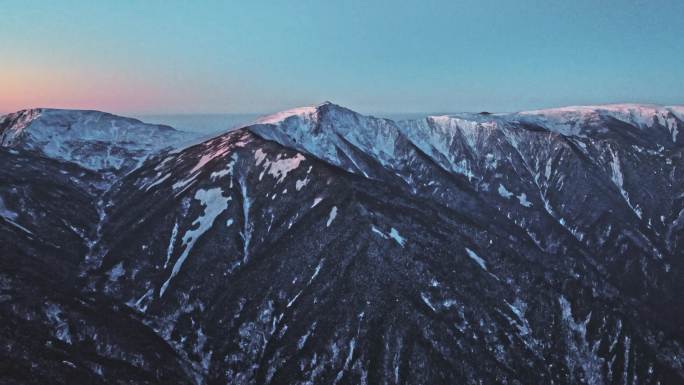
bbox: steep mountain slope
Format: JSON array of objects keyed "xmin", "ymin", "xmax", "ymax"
[
  {"xmin": 1, "ymin": 103, "xmax": 683, "ymax": 384},
  {"xmin": 0, "ymin": 148, "xmax": 195, "ymax": 385}
]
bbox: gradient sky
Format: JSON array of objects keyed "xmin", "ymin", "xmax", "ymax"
[{"xmin": 2, "ymin": 0, "xmax": 683, "ymax": 115}]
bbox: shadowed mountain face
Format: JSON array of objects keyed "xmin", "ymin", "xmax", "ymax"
[{"xmin": 1, "ymin": 103, "xmax": 683, "ymax": 385}]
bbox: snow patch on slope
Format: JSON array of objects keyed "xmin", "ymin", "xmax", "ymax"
[
  {"xmin": 389, "ymin": 228, "xmax": 406, "ymax": 247},
  {"xmin": 371, "ymin": 226, "xmax": 406, "ymax": 247},
  {"xmin": 498, "ymin": 184, "xmax": 514, "ymax": 199},
  {"xmin": 465, "ymin": 248, "xmax": 487, "ymax": 271},
  {"xmin": 160, "ymin": 187, "xmax": 231, "ymax": 297},
  {"xmin": 0, "ymin": 196, "xmax": 32, "ymax": 234},
  {"xmin": 173, "ymin": 135, "xmax": 246, "ymax": 193},
  {"xmin": 517, "ymin": 193, "xmax": 533, "ymax": 207},
  {"xmin": 254, "ymin": 149, "xmax": 306, "ymax": 184},
  {"xmin": 326, "ymin": 206, "xmax": 338, "ymax": 227},
  {"xmin": 607, "ymin": 146, "xmax": 642, "ymax": 219}
]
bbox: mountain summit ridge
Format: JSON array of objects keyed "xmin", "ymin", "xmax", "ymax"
[{"xmin": 244, "ymin": 101, "xmax": 682, "ymax": 183}]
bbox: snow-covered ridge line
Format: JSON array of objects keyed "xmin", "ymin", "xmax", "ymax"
[
  {"xmin": 2, "ymin": 102, "xmax": 682, "ymax": 175},
  {"xmin": 1, "ymin": 108, "xmax": 197, "ymax": 172},
  {"xmin": 426, "ymin": 104, "xmax": 684, "ymax": 133},
  {"xmin": 1, "ymin": 107, "xmax": 177, "ymax": 133},
  {"xmin": 249, "ymin": 101, "xmax": 683, "ymax": 134},
  {"xmin": 243, "ymin": 101, "xmax": 682, "ymax": 185},
  {"xmin": 513, "ymin": 104, "xmax": 684, "ymax": 136}
]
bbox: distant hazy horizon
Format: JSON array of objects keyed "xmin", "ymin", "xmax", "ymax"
[{"xmin": 134, "ymin": 113, "xmax": 261, "ymax": 135}]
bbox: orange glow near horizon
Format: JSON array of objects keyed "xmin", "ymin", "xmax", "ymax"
[{"xmin": 0, "ymin": 63, "xmax": 187, "ymax": 115}]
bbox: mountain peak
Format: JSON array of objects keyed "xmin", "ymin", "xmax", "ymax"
[
  {"xmin": 254, "ymin": 101, "xmax": 345, "ymax": 125},
  {"xmin": 247, "ymin": 102, "xmax": 403, "ymax": 177}
]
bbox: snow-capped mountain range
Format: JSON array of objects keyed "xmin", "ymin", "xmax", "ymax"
[{"xmin": 1, "ymin": 102, "xmax": 683, "ymax": 385}]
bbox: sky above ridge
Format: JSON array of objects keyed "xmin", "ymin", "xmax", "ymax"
[{"xmin": 1, "ymin": 0, "xmax": 683, "ymax": 115}]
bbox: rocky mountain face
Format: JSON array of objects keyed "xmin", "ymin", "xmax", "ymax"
[{"xmin": 1, "ymin": 103, "xmax": 683, "ymax": 385}]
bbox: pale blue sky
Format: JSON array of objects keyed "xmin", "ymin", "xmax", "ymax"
[{"xmin": 1, "ymin": 0, "xmax": 683, "ymax": 114}]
